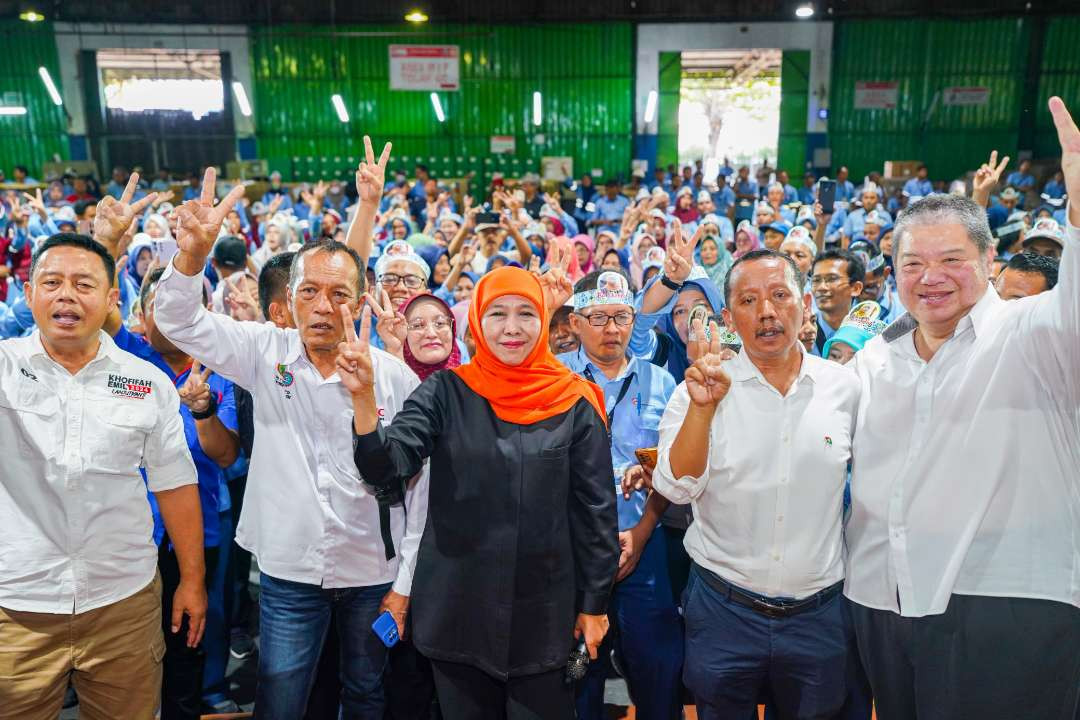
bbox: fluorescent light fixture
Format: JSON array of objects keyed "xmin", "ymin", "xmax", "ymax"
[
  {"xmin": 19, "ymin": 10, "xmax": 44, "ymax": 22},
  {"xmin": 405, "ymin": 9, "xmax": 429, "ymax": 23},
  {"xmin": 430, "ymin": 92, "xmax": 445, "ymax": 123},
  {"xmin": 0, "ymin": 107, "xmax": 28, "ymax": 116},
  {"xmin": 532, "ymin": 91, "xmax": 542, "ymax": 127},
  {"xmin": 331, "ymin": 94, "xmax": 349, "ymax": 123},
  {"xmin": 232, "ymin": 81, "xmax": 252, "ymax": 117},
  {"xmin": 38, "ymin": 67, "xmax": 62, "ymax": 106},
  {"xmin": 795, "ymin": 3, "xmax": 814, "ymax": 18},
  {"xmin": 644, "ymin": 90, "xmax": 658, "ymax": 124}
]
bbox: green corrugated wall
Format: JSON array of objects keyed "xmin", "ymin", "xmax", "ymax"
[
  {"xmin": 778, "ymin": 50, "xmax": 810, "ymax": 177},
  {"xmin": 1034, "ymin": 16, "xmax": 1080, "ymax": 159},
  {"xmin": 250, "ymin": 23, "xmax": 633, "ymax": 186},
  {"xmin": 0, "ymin": 21, "xmax": 67, "ymax": 178},
  {"xmin": 829, "ymin": 17, "xmax": 1031, "ymax": 181},
  {"xmin": 656, "ymin": 51, "xmax": 681, "ymax": 170}
]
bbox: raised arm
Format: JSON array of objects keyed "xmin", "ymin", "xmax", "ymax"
[
  {"xmin": 153, "ymin": 167, "xmax": 263, "ymax": 389},
  {"xmin": 92, "ymin": 172, "xmax": 158, "ymax": 258},
  {"xmin": 347, "ymin": 136, "xmax": 392, "ymax": 263},
  {"xmin": 971, "ymin": 150, "xmax": 1010, "ymax": 209}
]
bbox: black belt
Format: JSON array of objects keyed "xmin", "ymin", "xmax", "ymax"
[{"xmin": 693, "ymin": 564, "xmax": 843, "ymax": 619}]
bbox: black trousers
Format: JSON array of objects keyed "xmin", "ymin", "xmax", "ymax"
[
  {"xmin": 430, "ymin": 660, "xmax": 572, "ymax": 720},
  {"xmin": 849, "ymin": 594, "xmax": 1080, "ymax": 720},
  {"xmin": 159, "ymin": 542, "xmax": 218, "ymax": 720}
]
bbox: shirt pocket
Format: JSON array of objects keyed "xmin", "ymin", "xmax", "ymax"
[
  {"xmin": 86, "ymin": 403, "xmax": 156, "ymax": 475},
  {"xmin": 0, "ymin": 384, "xmax": 61, "ymax": 460}
]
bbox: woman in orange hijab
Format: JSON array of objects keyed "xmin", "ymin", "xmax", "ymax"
[{"xmin": 340, "ymin": 266, "xmax": 618, "ymax": 719}]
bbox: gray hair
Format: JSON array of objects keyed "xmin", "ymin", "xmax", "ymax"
[{"xmin": 892, "ymin": 194, "xmax": 993, "ymax": 258}]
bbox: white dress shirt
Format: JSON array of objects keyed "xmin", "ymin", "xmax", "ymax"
[
  {"xmin": 654, "ymin": 349, "xmax": 860, "ymax": 599},
  {"xmin": 846, "ymin": 219, "xmax": 1080, "ymax": 617},
  {"xmin": 0, "ymin": 330, "xmax": 196, "ymax": 614},
  {"xmin": 152, "ymin": 260, "xmax": 427, "ymax": 593}
]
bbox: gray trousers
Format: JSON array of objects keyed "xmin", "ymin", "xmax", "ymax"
[{"xmin": 849, "ymin": 594, "xmax": 1080, "ymax": 720}]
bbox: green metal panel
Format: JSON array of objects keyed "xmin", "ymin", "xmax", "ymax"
[
  {"xmin": 778, "ymin": 50, "xmax": 810, "ymax": 177},
  {"xmin": 1034, "ymin": 16, "xmax": 1080, "ymax": 159},
  {"xmin": 0, "ymin": 21, "xmax": 67, "ymax": 178},
  {"xmin": 251, "ymin": 23, "xmax": 633, "ymax": 186},
  {"xmin": 656, "ymin": 51, "xmax": 681, "ymax": 170},
  {"xmin": 829, "ymin": 18, "xmax": 1028, "ymax": 182}
]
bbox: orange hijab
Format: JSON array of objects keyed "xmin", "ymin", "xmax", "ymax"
[{"xmin": 453, "ymin": 267, "xmax": 607, "ymax": 427}]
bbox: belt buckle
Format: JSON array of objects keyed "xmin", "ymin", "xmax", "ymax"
[{"xmin": 752, "ymin": 597, "xmax": 788, "ymax": 619}]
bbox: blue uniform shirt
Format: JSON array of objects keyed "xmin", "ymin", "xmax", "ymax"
[
  {"xmin": 798, "ymin": 186, "xmax": 816, "ymax": 206},
  {"xmin": 903, "ymin": 178, "xmax": 933, "ymax": 197},
  {"xmin": 591, "ymin": 194, "xmax": 631, "ymax": 233},
  {"xmin": 711, "ymin": 185, "xmax": 736, "ymax": 216},
  {"xmin": 558, "ymin": 348, "xmax": 675, "ymax": 532},
  {"xmin": 113, "ymin": 326, "xmax": 238, "ymax": 547},
  {"xmin": 1043, "ymin": 180, "xmax": 1066, "ymax": 200},
  {"xmin": 834, "ymin": 180, "xmax": 856, "ymax": 203},
  {"xmin": 1006, "ymin": 171, "xmax": 1035, "ymax": 191}
]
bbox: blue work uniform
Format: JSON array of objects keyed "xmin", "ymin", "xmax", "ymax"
[
  {"xmin": 558, "ymin": 349, "xmax": 683, "ymax": 720},
  {"xmin": 711, "ymin": 185, "xmax": 736, "ymax": 217},
  {"xmin": 902, "ymin": 178, "xmax": 933, "ymax": 198},
  {"xmin": 591, "ymin": 194, "xmax": 631, "ymax": 234}
]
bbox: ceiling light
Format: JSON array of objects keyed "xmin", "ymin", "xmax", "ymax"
[
  {"xmin": 38, "ymin": 67, "xmax": 62, "ymax": 106},
  {"xmin": 532, "ymin": 91, "xmax": 542, "ymax": 127},
  {"xmin": 331, "ymin": 94, "xmax": 349, "ymax": 123},
  {"xmin": 795, "ymin": 3, "xmax": 814, "ymax": 18},
  {"xmin": 405, "ymin": 10, "xmax": 428, "ymax": 23},
  {"xmin": 232, "ymin": 81, "xmax": 252, "ymax": 117},
  {"xmin": 644, "ymin": 90, "xmax": 658, "ymax": 124},
  {"xmin": 0, "ymin": 107, "xmax": 29, "ymax": 116},
  {"xmin": 19, "ymin": 10, "xmax": 44, "ymax": 22},
  {"xmin": 430, "ymin": 93, "xmax": 445, "ymax": 123}
]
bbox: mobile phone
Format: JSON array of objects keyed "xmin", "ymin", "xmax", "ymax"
[
  {"xmin": 371, "ymin": 610, "xmax": 400, "ymax": 648},
  {"xmin": 818, "ymin": 179, "xmax": 837, "ymax": 215},
  {"xmin": 152, "ymin": 239, "xmax": 179, "ymax": 265},
  {"xmin": 688, "ymin": 304, "xmax": 724, "ymax": 342},
  {"xmin": 634, "ymin": 447, "xmax": 657, "ymax": 471},
  {"xmin": 476, "ymin": 211, "xmax": 500, "ymax": 227}
]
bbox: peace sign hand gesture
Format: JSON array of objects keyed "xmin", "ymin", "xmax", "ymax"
[
  {"xmin": 974, "ymin": 150, "xmax": 1010, "ymax": 195},
  {"xmin": 178, "ymin": 362, "xmax": 214, "ymax": 415},
  {"xmin": 684, "ymin": 320, "xmax": 733, "ymax": 410},
  {"xmin": 356, "ymin": 135, "xmax": 393, "ymax": 206},
  {"xmin": 174, "ymin": 167, "xmax": 246, "ymax": 270},
  {"xmin": 364, "ymin": 288, "xmax": 407, "ymax": 358},
  {"xmin": 21, "ymin": 188, "xmax": 48, "ymax": 221},
  {"xmin": 336, "ymin": 303, "xmax": 376, "ymax": 396},
  {"xmin": 1049, "ymin": 96, "xmax": 1080, "ymax": 226},
  {"xmin": 94, "ymin": 172, "xmax": 159, "ymax": 256},
  {"xmin": 537, "ymin": 243, "xmax": 574, "ymax": 312}
]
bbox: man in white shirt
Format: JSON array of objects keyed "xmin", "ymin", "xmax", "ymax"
[
  {"xmin": 152, "ymin": 170, "xmax": 427, "ymax": 719},
  {"xmin": 653, "ymin": 249, "xmax": 863, "ymax": 719},
  {"xmin": 0, "ymin": 232, "xmax": 204, "ymax": 720},
  {"xmin": 845, "ymin": 97, "xmax": 1080, "ymax": 719}
]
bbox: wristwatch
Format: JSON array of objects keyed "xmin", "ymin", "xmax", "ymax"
[
  {"xmin": 660, "ymin": 275, "xmax": 684, "ymax": 292},
  {"xmin": 189, "ymin": 391, "xmax": 218, "ymax": 421}
]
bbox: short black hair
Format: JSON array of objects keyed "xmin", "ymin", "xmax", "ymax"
[
  {"xmin": 1006, "ymin": 252, "xmax": 1059, "ymax": 291},
  {"xmin": 14, "ymin": 164, "xmax": 29, "ymax": 175},
  {"xmin": 604, "ymin": 178, "xmax": 619, "ymax": 187},
  {"xmin": 549, "ymin": 304, "xmax": 573, "ymax": 328},
  {"xmin": 812, "ymin": 249, "xmax": 865, "ymax": 286},
  {"xmin": 724, "ymin": 249, "xmax": 804, "ymax": 306},
  {"xmin": 415, "ymin": 163, "xmax": 429, "ymax": 174},
  {"xmin": 288, "ymin": 240, "xmax": 366, "ymax": 298},
  {"xmin": 74, "ymin": 199, "xmax": 94, "ymax": 217},
  {"xmin": 30, "ymin": 233, "xmax": 115, "ymax": 284},
  {"xmin": 258, "ymin": 251, "xmax": 296, "ymax": 318}
]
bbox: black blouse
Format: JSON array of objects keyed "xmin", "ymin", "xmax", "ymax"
[{"xmin": 353, "ymin": 370, "xmax": 618, "ymax": 680}]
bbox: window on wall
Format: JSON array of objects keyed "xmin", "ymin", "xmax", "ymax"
[
  {"xmin": 98, "ymin": 49, "xmax": 223, "ymax": 120},
  {"xmin": 678, "ymin": 49, "xmax": 781, "ymax": 176}
]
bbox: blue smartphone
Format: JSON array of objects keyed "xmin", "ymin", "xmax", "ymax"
[{"xmin": 371, "ymin": 610, "xmax": 400, "ymax": 648}]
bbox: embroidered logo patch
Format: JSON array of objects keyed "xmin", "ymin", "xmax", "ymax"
[
  {"xmin": 824, "ymin": 435, "xmax": 833, "ymax": 447},
  {"xmin": 108, "ymin": 373, "xmax": 153, "ymax": 399},
  {"xmin": 274, "ymin": 364, "xmax": 294, "ymax": 387},
  {"xmin": 20, "ymin": 367, "xmax": 37, "ymax": 382}
]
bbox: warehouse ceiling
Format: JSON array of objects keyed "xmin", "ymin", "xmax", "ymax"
[{"xmin": 3, "ymin": 0, "xmax": 1078, "ymax": 24}]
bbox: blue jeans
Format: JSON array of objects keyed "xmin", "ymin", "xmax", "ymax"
[
  {"xmin": 576, "ymin": 528, "xmax": 683, "ymax": 720},
  {"xmin": 683, "ymin": 565, "xmax": 854, "ymax": 720},
  {"xmin": 256, "ymin": 573, "xmax": 392, "ymax": 720}
]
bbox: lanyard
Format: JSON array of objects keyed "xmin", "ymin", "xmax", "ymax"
[{"xmin": 583, "ymin": 367, "xmax": 634, "ymax": 428}]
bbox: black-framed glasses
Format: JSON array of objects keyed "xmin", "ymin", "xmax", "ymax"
[
  {"xmin": 576, "ymin": 311, "xmax": 634, "ymax": 327},
  {"xmin": 380, "ymin": 273, "xmax": 426, "ymax": 290}
]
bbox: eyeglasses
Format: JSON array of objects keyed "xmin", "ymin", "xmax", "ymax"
[
  {"xmin": 810, "ymin": 274, "xmax": 849, "ymax": 288},
  {"xmin": 576, "ymin": 311, "xmax": 634, "ymax": 327},
  {"xmin": 407, "ymin": 318, "xmax": 452, "ymax": 333},
  {"xmin": 380, "ymin": 273, "xmax": 425, "ymax": 290}
]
